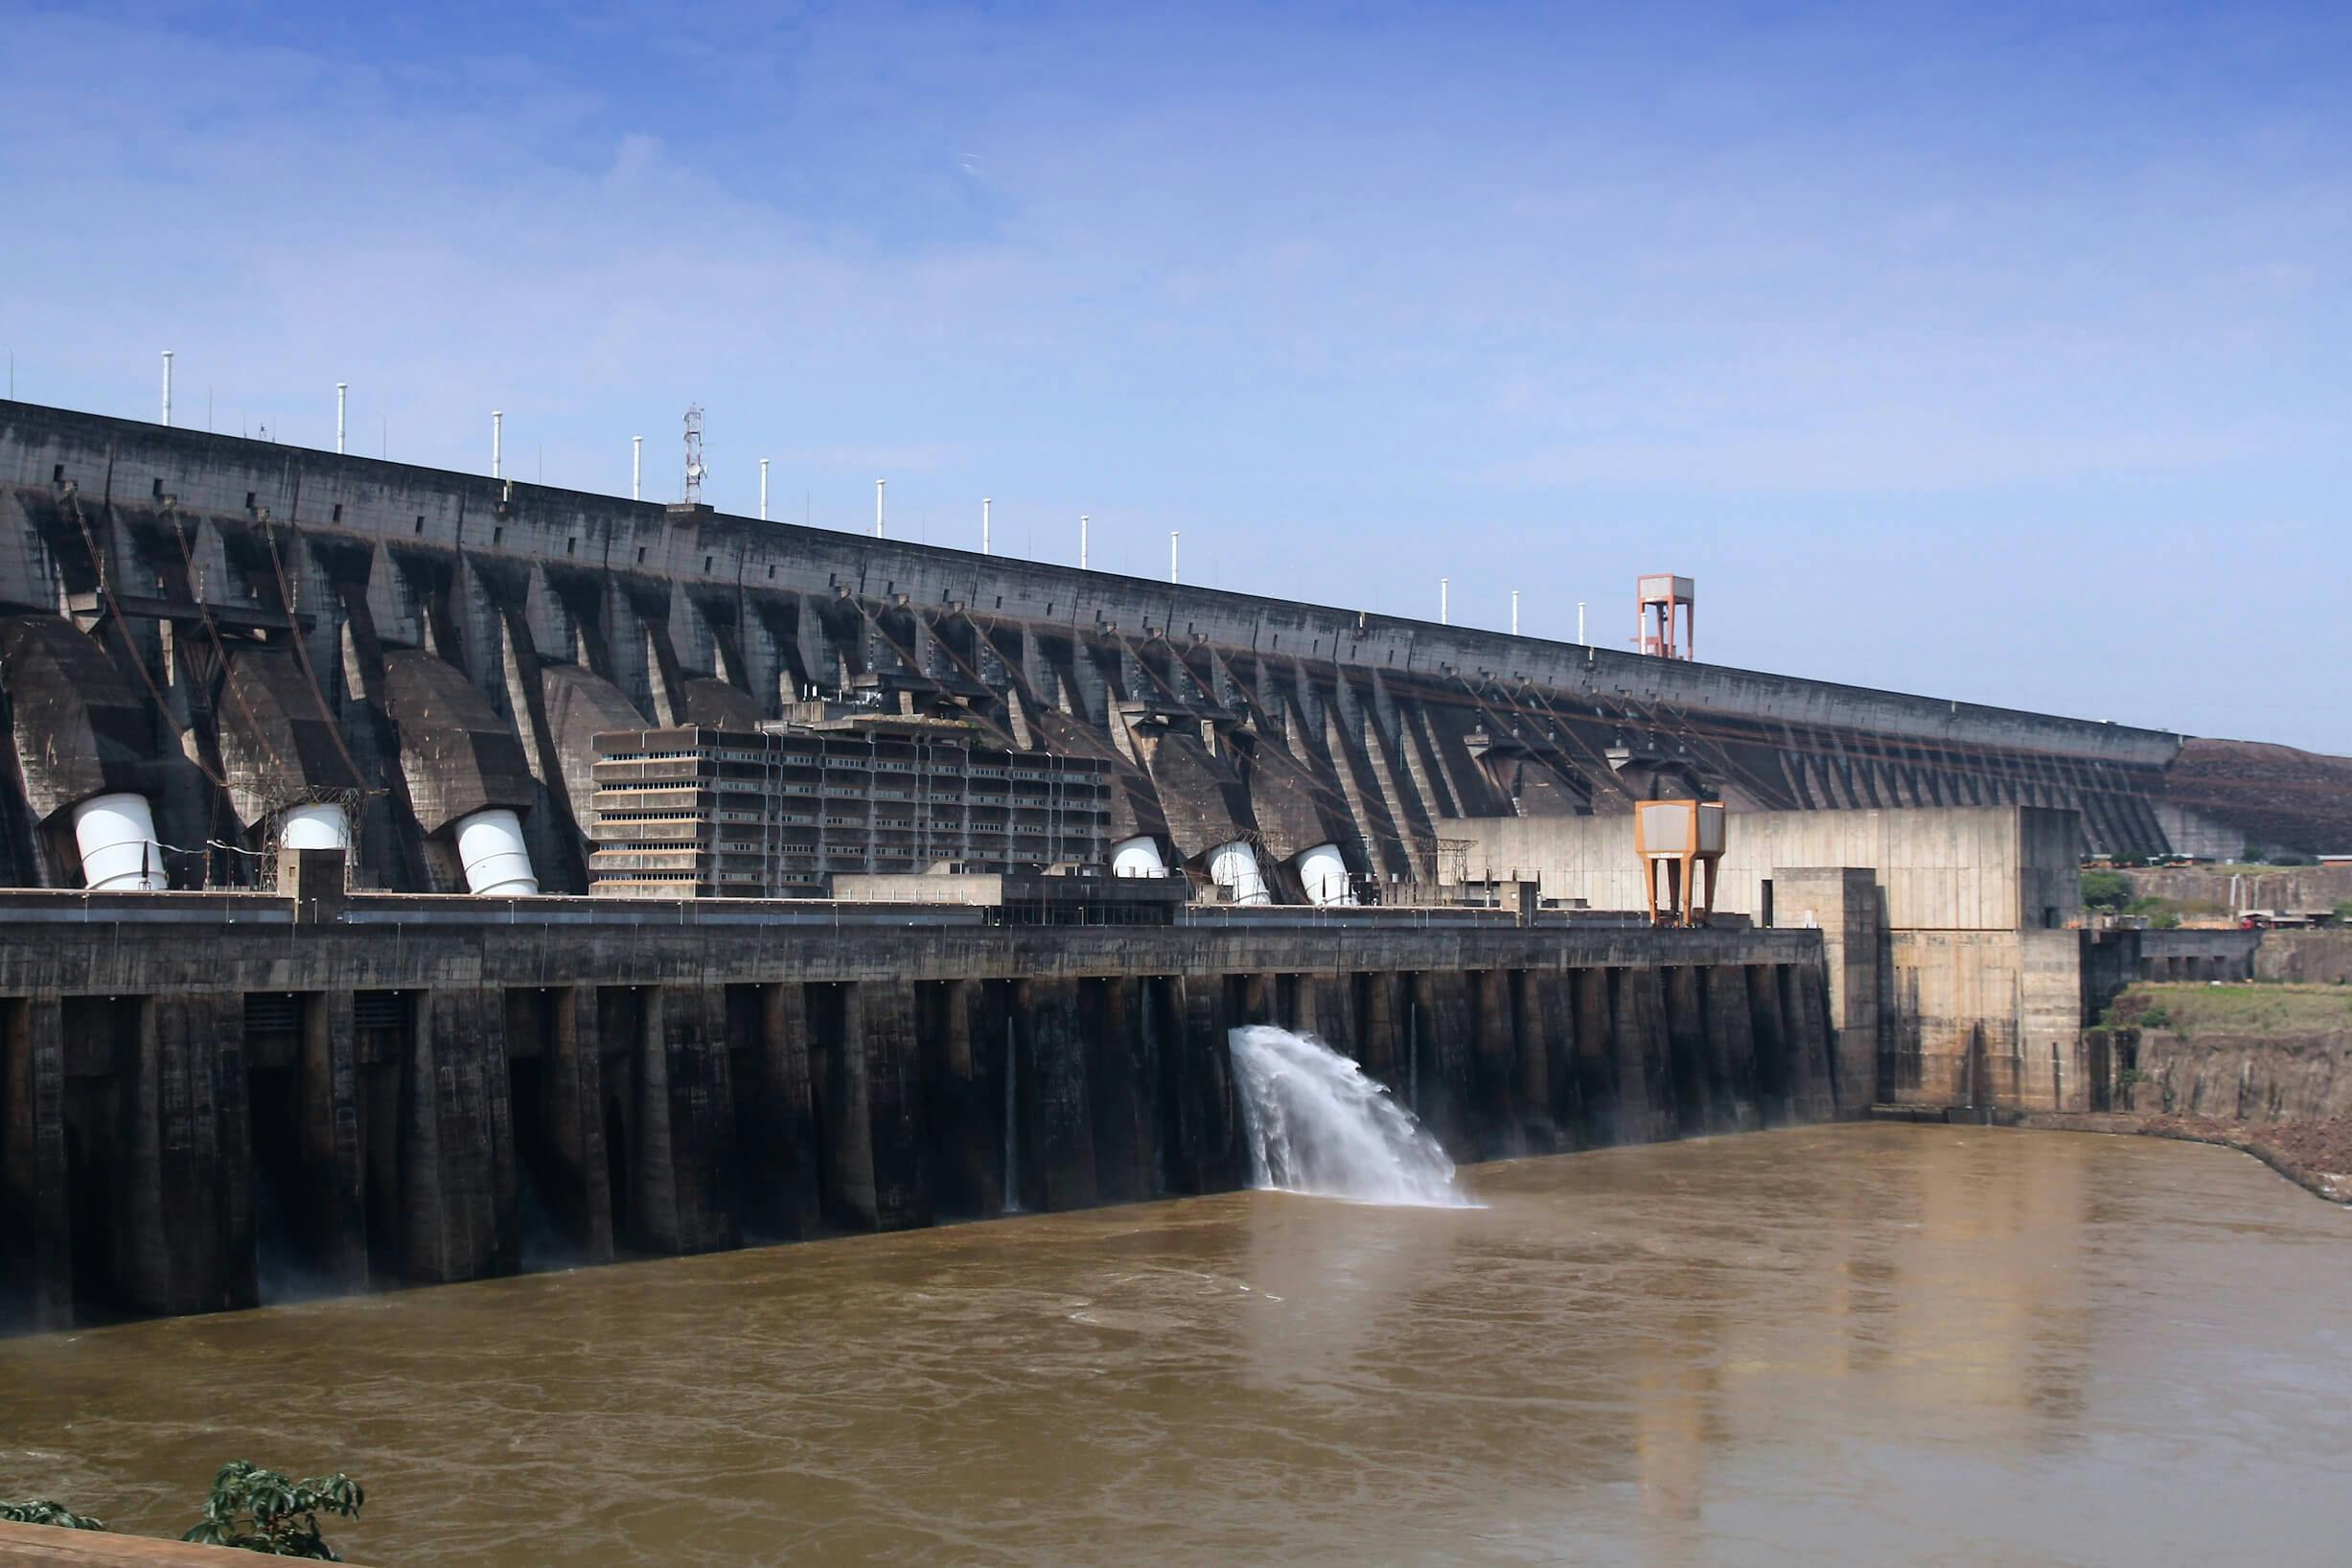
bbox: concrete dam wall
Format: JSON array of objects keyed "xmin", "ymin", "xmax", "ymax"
[
  {"xmin": 0, "ymin": 399, "xmax": 2305, "ymax": 909},
  {"xmin": 0, "ymin": 875, "xmax": 1839, "ymax": 1332}
]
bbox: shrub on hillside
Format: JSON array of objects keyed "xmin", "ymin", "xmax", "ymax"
[{"xmin": 2081, "ymin": 870, "xmax": 2133, "ymax": 910}]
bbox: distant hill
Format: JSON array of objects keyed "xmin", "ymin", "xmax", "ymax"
[{"xmin": 2169, "ymin": 739, "xmax": 2352, "ymax": 856}]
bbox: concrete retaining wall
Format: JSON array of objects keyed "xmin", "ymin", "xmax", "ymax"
[
  {"xmin": 2254, "ymin": 931, "xmax": 2352, "ymax": 986},
  {"xmin": 1454, "ymin": 805, "xmax": 2081, "ymax": 931},
  {"xmin": 0, "ymin": 891, "xmax": 1840, "ymax": 1334}
]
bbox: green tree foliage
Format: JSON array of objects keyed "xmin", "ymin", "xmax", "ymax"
[
  {"xmin": 2333, "ymin": 900, "xmax": 2352, "ymax": 925},
  {"xmin": 8, "ymin": 1463, "xmax": 362, "ymax": 1557},
  {"xmin": 2120, "ymin": 895, "xmax": 2183, "ymax": 928},
  {"xmin": 2081, "ymin": 869, "xmax": 2134, "ymax": 910},
  {"xmin": 182, "ymin": 1463, "xmax": 364, "ymax": 1560},
  {"xmin": 0, "ymin": 1499, "xmax": 105, "ymax": 1530}
]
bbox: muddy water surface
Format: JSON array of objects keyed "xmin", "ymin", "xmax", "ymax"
[{"xmin": 5, "ymin": 1124, "xmax": 2350, "ymax": 1565}]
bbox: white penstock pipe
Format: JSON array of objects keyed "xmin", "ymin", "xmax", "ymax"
[
  {"xmin": 279, "ymin": 801, "xmax": 351, "ymax": 851},
  {"xmin": 74, "ymin": 793, "xmax": 167, "ymax": 890},
  {"xmin": 1208, "ymin": 840, "xmax": 1271, "ymax": 906},
  {"xmin": 1111, "ymin": 835, "xmax": 1166, "ymax": 878},
  {"xmin": 1297, "ymin": 842, "xmax": 1354, "ymax": 907},
  {"xmin": 455, "ymin": 808, "xmax": 539, "ymax": 896}
]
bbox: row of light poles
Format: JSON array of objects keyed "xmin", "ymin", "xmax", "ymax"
[{"xmin": 159, "ymin": 360, "xmax": 1574, "ymax": 626}]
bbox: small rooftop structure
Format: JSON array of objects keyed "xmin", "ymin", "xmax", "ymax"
[
  {"xmin": 1632, "ymin": 798, "xmax": 1725, "ymax": 927},
  {"xmin": 1636, "ymin": 573, "xmax": 1695, "ymax": 660}
]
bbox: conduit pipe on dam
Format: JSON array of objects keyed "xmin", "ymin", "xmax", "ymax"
[
  {"xmin": 70, "ymin": 793, "xmax": 166, "ymax": 890},
  {"xmin": 277, "ymin": 802, "xmax": 351, "ymax": 852},
  {"xmin": 1209, "ymin": 840, "xmax": 1271, "ymax": 906},
  {"xmin": 456, "ymin": 808, "xmax": 539, "ymax": 896},
  {"xmin": 1112, "ymin": 835, "xmax": 1168, "ymax": 878},
  {"xmin": 1297, "ymin": 842, "xmax": 1354, "ymax": 907}
]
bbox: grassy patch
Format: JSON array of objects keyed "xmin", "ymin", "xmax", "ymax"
[{"xmin": 2108, "ymin": 982, "xmax": 2352, "ymax": 1036}]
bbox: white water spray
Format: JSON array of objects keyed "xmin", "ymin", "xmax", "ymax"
[
  {"xmin": 1407, "ymin": 1000, "xmax": 1421, "ymax": 1113},
  {"xmin": 1229, "ymin": 1026, "xmax": 1475, "ymax": 1208}
]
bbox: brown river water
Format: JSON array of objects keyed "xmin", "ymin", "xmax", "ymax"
[{"xmin": 5, "ymin": 1123, "xmax": 2350, "ymax": 1566}]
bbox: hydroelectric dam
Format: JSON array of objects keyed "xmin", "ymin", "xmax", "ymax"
[{"xmin": 0, "ymin": 397, "xmax": 2344, "ymax": 1332}]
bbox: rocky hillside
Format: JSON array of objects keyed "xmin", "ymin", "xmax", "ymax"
[
  {"xmin": 2168, "ymin": 738, "xmax": 2352, "ymax": 856},
  {"xmin": 2101, "ymin": 983, "xmax": 2352, "ymax": 1121}
]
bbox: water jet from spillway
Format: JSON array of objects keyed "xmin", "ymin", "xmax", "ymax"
[{"xmin": 1229, "ymin": 1026, "xmax": 1476, "ymax": 1208}]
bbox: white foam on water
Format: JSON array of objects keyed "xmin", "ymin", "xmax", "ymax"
[{"xmin": 1228, "ymin": 1025, "xmax": 1478, "ymax": 1209}]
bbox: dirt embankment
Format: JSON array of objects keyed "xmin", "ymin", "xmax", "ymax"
[
  {"xmin": 2023, "ymin": 1110, "xmax": 2352, "ymax": 1205},
  {"xmin": 2100, "ymin": 983, "xmax": 2352, "ymax": 1122},
  {"xmin": 2045, "ymin": 983, "xmax": 2352, "ymax": 1203},
  {"xmin": 2119, "ymin": 1029, "xmax": 2352, "ymax": 1121}
]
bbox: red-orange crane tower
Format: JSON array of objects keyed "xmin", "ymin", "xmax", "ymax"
[{"xmin": 1636, "ymin": 574, "xmax": 1695, "ymax": 660}]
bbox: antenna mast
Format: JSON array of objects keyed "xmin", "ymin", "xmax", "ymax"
[{"xmin": 682, "ymin": 404, "xmax": 707, "ymax": 504}]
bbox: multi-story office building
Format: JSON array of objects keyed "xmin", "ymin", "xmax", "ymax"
[{"xmin": 588, "ymin": 714, "xmax": 1114, "ymax": 898}]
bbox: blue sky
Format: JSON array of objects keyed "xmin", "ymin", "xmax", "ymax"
[{"xmin": 4, "ymin": 1, "xmax": 2346, "ymax": 749}]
